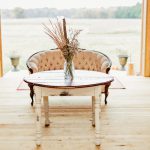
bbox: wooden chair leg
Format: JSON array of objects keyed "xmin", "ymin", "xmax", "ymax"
[
  {"xmin": 28, "ymin": 84, "xmax": 34, "ymax": 106},
  {"xmin": 104, "ymin": 84, "xmax": 110, "ymax": 105}
]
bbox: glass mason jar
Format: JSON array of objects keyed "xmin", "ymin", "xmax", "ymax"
[{"xmin": 64, "ymin": 60, "xmax": 75, "ymax": 80}]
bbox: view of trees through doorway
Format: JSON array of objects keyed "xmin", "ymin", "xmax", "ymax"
[{"xmin": 1, "ymin": 0, "xmax": 142, "ymax": 74}]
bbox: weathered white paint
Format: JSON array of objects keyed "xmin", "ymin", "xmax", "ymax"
[{"xmin": 34, "ymin": 85, "xmax": 102, "ymax": 146}]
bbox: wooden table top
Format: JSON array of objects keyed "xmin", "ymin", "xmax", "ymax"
[{"xmin": 24, "ymin": 70, "xmax": 114, "ymax": 89}]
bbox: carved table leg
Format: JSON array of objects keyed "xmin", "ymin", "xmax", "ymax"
[
  {"xmin": 28, "ymin": 84, "xmax": 34, "ymax": 106},
  {"xmin": 92, "ymin": 96, "xmax": 95, "ymax": 127},
  {"xmin": 35, "ymin": 87, "xmax": 42, "ymax": 146},
  {"xmin": 104, "ymin": 83, "xmax": 110, "ymax": 105},
  {"xmin": 95, "ymin": 93, "xmax": 101, "ymax": 146},
  {"xmin": 43, "ymin": 96, "xmax": 50, "ymax": 127}
]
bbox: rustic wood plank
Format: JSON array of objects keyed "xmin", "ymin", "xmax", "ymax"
[{"xmin": 0, "ymin": 71, "xmax": 150, "ymax": 149}]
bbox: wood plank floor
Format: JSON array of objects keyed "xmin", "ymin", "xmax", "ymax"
[{"xmin": 0, "ymin": 70, "xmax": 150, "ymax": 150}]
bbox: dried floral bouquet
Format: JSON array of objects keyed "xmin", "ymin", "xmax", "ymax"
[{"xmin": 43, "ymin": 18, "xmax": 81, "ymax": 80}]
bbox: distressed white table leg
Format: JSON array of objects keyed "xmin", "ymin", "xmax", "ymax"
[
  {"xmin": 95, "ymin": 87, "xmax": 102, "ymax": 146},
  {"xmin": 92, "ymin": 96, "xmax": 95, "ymax": 127},
  {"xmin": 35, "ymin": 87, "xmax": 42, "ymax": 146},
  {"xmin": 43, "ymin": 96, "xmax": 50, "ymax": 127}
]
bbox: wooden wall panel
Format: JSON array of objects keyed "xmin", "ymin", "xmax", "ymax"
[{"xmin": 144, "ymin": 0, "xmax": 150, "ymax": 77}]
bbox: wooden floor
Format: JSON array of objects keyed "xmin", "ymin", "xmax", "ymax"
[{"xmin": 0, "ymin": 70, "xmax": 150, "ymax": 150}]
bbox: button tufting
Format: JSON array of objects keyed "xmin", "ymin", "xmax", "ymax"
[{"xmin": 27, "ymin": 49, "xmax": 110, "ymax": 82}]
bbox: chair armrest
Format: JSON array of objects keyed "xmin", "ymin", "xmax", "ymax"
[
  {"xmin": 27, "ymin": 61, "xmax": 38, "ymax": 74},
  {"xmin": 100, "ymin": 57, "xmax": 111, "ymax": 74},
  {"xmin": 101, "ymin": 61, "xmax": 111, "ymax": 73}
]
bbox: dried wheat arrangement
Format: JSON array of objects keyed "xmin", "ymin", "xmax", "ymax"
[{"xmin": 43, "ymin": 18, "xmax": 81, "ymax": 61}]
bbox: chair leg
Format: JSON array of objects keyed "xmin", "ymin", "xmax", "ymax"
[
  {"xmin": 104, "ymin": 84, "xmax": 110, "ymax": 105},
  {"xmin": 28, "ymin": 84, "xmax": 34, "ymax": 106}
]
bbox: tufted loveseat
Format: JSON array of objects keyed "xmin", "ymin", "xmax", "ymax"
[{"xmin": 26, "ymin": 48, "xmax": 112, "ymax": 106}]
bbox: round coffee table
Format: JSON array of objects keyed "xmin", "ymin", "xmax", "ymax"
[{"xmin": 24, "ymin": 70, "xmax": 113, "ymax": 146}]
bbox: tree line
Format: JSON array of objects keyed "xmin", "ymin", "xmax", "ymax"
[{"xmin": 2, "ymin": 3, "xmax": 141, "ymax": 19}]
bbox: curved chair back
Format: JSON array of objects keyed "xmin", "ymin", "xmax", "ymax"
[{"xmin": 27, "ymin": 48, "xmax": 112, "ymax": 74}]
